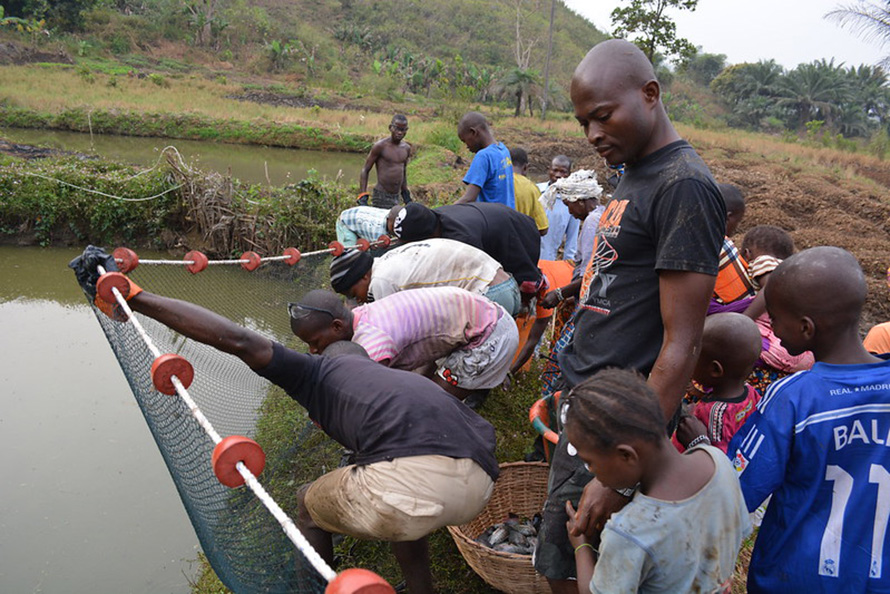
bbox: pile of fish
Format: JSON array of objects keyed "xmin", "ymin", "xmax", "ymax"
[{"xmin": 474, "ymin": 512, "xmax": 541, "ymax": 555}]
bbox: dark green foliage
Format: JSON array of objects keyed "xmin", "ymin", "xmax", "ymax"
[{"xmin": 610, "ymin": 0, "xmax": 698, "ymax": 66}]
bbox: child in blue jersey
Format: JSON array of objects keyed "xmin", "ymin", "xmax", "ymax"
[
  {"xmin": 729, "ymin": 246, "xmax": 890, "ymax": 593},
  {"xmin": 565, "ymin": 368, "xmax": 750, "ymax": 594}
]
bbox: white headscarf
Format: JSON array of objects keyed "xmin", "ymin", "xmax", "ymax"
[{"xmin": 539, "ymin": 169, "xmax": 604, "ymax": 210}]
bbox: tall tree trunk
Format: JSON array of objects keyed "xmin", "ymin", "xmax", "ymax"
[{"xmin": 541, "ymin": 0, "xmax": 556, "ymax": 120}]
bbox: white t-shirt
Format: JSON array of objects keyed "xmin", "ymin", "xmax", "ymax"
[
  {"xmin": 368, "ymin": 238, "xmax": 502, "ymax": 301},
  {"xmin": 591, "ymin": 445, "xmax": 751, "ymax": 594}
]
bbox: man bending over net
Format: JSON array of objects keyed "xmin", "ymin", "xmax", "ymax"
[{"xmin": 70, "ymin": 246, "xmax": 498, "ymax": 594}]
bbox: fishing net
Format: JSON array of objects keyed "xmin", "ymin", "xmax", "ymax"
[{"xmin": 84, "ymin": 252, "xmax": 344, "ymax": 594}]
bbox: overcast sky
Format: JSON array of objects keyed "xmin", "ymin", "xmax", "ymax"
[{"xmin": 562, "ymin": 0, "xmax": 886, "ymax": 70}]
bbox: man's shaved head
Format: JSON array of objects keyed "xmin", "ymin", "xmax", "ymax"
[
  {"xmin": 457, "ymin": 111, "xmax": 489, "ymax": 135},
  {"xmin": 572, "ymin": 39, "xmax": 657, "ymax": 95},
  {"xmin": 769, "ymin": 246, "xmax": 866, "ymax": 331}
]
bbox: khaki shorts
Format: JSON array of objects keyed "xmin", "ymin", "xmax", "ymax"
[
  {"xmin": 304, "ymin": 455, "xmax": 494, "ymax": 542},
  {"xmin": 437, "ymin": 307, "xmax": 520, "ymax": 390}
]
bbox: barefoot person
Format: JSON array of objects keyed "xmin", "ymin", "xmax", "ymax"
[
  {"xmin": 358, "ymin": 114, "xmax": 412, "ymax": 208},
  {"xmin": 534, "ymin": 39, "xmax": 725, "ymax": 593}
]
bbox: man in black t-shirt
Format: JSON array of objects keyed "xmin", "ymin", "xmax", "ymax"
[
  {"xmin": 534, "ymin": 40, "xmax": 725, "ymax": 593},
  {"xmin": 68, "ymin": 248, "xmax": 498, "ymax": 594},
  {"xmin": 390, "ymin": 201, "xmax": 544, "ymax": 300}
]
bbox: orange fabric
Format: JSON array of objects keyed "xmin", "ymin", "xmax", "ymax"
[
  {"xmin": 512, "ymin": 259, "xmax": 575, "ymax": 371},
  {"xmin": 864, "ymin": 322, "xmax": 890, "ymax": 354},
  {"xmin": 713, "ymin": 237, "xmax": 756, "ymax": 305},
  {"xmin": 94, "ymin": 277, "xmax": 142, "ymax": 321}
]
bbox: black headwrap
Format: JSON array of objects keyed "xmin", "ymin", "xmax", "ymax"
[
  {"xmin": 393, "ymin": 202, "xmax": 438, "ymax": 240},
  {"xmin": 329, "ymin": 249, "xmax": 373, "ymax": 294}
]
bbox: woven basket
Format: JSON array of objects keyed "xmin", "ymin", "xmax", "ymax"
[{"xmin": 447, "ymin": 461, "xmax": 551, "ymax": 594}]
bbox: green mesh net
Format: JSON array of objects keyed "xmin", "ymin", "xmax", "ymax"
[{"xmin": 85, "ymin": 253, "xmax": 341, "ymax": 594}]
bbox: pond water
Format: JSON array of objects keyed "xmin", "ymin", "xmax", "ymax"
[
  {"xmin": 1, "ymin": 127, "xmax": 373, "ymax": 187},
  {"xmin": 0, "ymin": 246, "xmax": 199, "ymax": 593}
]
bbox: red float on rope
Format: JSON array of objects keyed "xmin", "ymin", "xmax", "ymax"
[
  {"xmin": 240, "ymin": 251, "xmax": 262, "ymax": 271},
  {"xmin": 96, "ymin": 271, "xmax": 133, "ymax": 304},
  {"xmin": 150, "ymin": 353, "xmax": 194, "ymax": 395},
  {"xmin": 283, "ymin": 247, "xmax": 301, "ymax": 265},
  {"xmin": 184, "ymin": 251, "xmax": 209, "ymax": 274},
  {"xmin": 376, "ymin": 235, "xmax": 391, "ymax": 248},
  {"xmin": 212, "ymin": 435, "xmax": 266, "ymax": 488},
  {"xmin": 113, "ymin": 247, "xmax": 139, "ymax": 273},
  {"xmin": 355, "ymin": 238, "xmax": 371, "ymax": 252},
  {"xmin": 325, "ymin": 568, "xmax": 395, "ymax": 594},
  {"xmin": 328, "ymin": 241, "xmax": 345, "ymax": 257}
]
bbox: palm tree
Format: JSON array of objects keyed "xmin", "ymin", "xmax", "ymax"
[
  {"xmin": 774, "ymin": 60, "xmax": 851, "ymax": 130},
  {"xmin": 826, "ymin": 1, "xmax": 890, "ymax": 68},
  {"xmin": 494, "ymin": 67, "xmax": 542, "ymax": 117}
]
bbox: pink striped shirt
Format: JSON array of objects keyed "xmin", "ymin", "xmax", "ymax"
[{"xmin": 351, "ymin": 286, "xmax": 503, "ymax": 370}]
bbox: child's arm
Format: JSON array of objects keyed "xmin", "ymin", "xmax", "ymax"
[{"xmin": 566, "ymin": 501, "xmax": 596, "ymax": 594}]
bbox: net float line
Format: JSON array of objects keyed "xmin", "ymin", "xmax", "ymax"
[
  {"xmin": 93, "ymin": 264, "xmax": 395, "ymax": 594},
  {"xmin": 113, "ymin": 235, "xmax": 393, "ymax": 274}
]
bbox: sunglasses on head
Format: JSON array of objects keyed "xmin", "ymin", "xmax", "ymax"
[{"xmin": 287, "ymin": 302, "xmax": 336, "ymax": 321}]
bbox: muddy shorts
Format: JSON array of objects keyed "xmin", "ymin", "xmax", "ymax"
[
  {"xmin": 304, "ymin": 455, "xmax": 494, "ymax": 542},
  {"xmin": 436, "ymin": 307, "xmax": 520, "ymax": 390},
  {"xmin": 533, "ymin": 393, "xmax": 594, "ymax": 580},
  {"xmin": 372, "ymin": 187, "xmax": 402, "ymax": 209}
]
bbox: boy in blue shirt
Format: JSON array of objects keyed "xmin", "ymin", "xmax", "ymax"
[
  {"xmin": 729, "ymin": 246, "xmax": 890, "ymax": 592},
  {"xmin": 454, "ymin": 111, "xmax": 515, "ymax": 208}
]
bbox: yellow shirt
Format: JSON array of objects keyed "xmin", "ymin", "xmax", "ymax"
[{"xmin": 513, "ymin": 173, "xmax": 549, "ymax": 232}]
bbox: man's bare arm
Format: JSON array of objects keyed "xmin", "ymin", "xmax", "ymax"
[
  {"xmin": 130, "ymin": 292, "xmax": 274, "ymax": 371},
  {"xmin": 455, "ymin": 183, "xmax": 481, "ymax": 205},
  {"xmin": 359, "ymin": 142, "xmax": 383, "ymax": 194},
  {"xmin": 648, "ymin": 270, "xmax": 716, "ymax": 420}
]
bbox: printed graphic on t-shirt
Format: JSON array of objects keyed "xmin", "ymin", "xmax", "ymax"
[{"xmin": 579, "ymin": 199, "xmax": 627, "ymax": 312}]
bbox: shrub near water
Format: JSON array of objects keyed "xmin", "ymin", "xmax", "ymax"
[{"xmin": 0, "ymin": 156, "xmax": 179, "ymax": 246}]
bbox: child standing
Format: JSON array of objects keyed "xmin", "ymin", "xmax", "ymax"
[
  {"xmin": 681, "ymin": 312, "xmax": 764, "ymax": 453},
  {"xmin": 564, "ymin": 368, "xmax": 750, "ymax": 594},
  {"xmin": 740, "ymin": 225, "xmax": 814, "ymax": 395},
  {"xmin": 730, "ymin": 246, "xmax": 890, "ymax": 592}
]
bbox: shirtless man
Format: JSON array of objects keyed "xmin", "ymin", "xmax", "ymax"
[{"xmin": 358, "ymin": 114, "xmax": 412, "ymax": 209}]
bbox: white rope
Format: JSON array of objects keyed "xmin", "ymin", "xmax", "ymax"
[
  {"xmin": 21, "ymin": 171, "xmax": 183, "ymax": 202},
  {"xmin": 96, "ymin": 264, "xmax": 337, "ymax": 582}
]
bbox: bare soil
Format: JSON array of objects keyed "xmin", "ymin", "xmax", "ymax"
[{"xmin": 0, "ymin": 41, "xmax": 72, "ymax": 65}]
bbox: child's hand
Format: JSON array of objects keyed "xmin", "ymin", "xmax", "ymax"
[
  {"xmin": 566, "ymin": 501, "xmax": 588, "ymax": 549},
  {"xmin": 676, "ymin": 413, "xmax": 709, "ymax": 449}
]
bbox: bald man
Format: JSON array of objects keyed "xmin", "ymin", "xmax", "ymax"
[
  {"xmin": 539, "ymin": 39, "xmax": 726, "ymax": 592},
  {"xmin": 729, "ymin": 247, "xmax": 890, "ymax": 592},
  {"xmin": 454, "ymin": 111, "xmax": 515, "ymax": 208}
]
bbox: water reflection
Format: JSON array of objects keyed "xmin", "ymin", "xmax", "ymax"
[{"xmin": 0, "ymin": 247, "xmax": 196, "ymax": 593}]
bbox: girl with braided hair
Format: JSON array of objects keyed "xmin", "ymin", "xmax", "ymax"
[{"xmin": 563, "ymin": 368, "xmax": 750, "ymax": 594}]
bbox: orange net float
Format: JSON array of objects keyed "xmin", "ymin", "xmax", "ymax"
[
  {"xmin": 212, "ymin": 435, "xmax": 266, "ymax": 488},
  {"xmin": 113, "ymin": 247, "xmax": 140, "ymax": 273},
  {"xmin": 240, "ymin": 251, "xmax": 262, "ymax": 271},
  {"xmin": 96, "ymin": 271, "xmax": 133, "ymax": 304},
  {"xmin": 283, "ymin": 247, "xmax": 301, "ymax": 266},
  {"xmin": 376, "ymin": 235, "xmax": 391, "ymax": 248},
  {"xmin": 184, "ymin": 251, "xmax": 209, "ymax": 274},
  {"xmin": 355, "ymin": 238, "xmax": 371, "ymax": 252},
  {"xmin": 325, "ymin": 568, "xmax": 395, "ymax": 594},
  {"xmin": 328, "ymin": 241, "xmax": 345, "ymax": 257},
  {"xmin": 150, "ymin": 353, "xmax": 195, "ymax": 395}
]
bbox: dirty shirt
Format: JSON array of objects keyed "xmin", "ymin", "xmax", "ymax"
[
  {"xmin": 368, "ymin": 238, "xmax": 501, "ymax": 302},
  {"xmin": 351, "ymin": 286, "xmax": 502, "ymax": 371},
  {"xmin": 592, "ymin": 445, "xmax": 750, "ymax": 594},
  {"xmin": 435, "ymin": 202, "xmax": 542, "ymax": 286},
  {"xmin": 256, "ymin": 342, "xmax": 499, "ymax": 480},
  {"xmin": 558, "ymin": 140, "xmax": 725, "ymax": 387}
]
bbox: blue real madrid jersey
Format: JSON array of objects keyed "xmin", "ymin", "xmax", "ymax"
[{"xmin": 729, "ymin": 356, "xmax": 890, "ymax": 592}]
